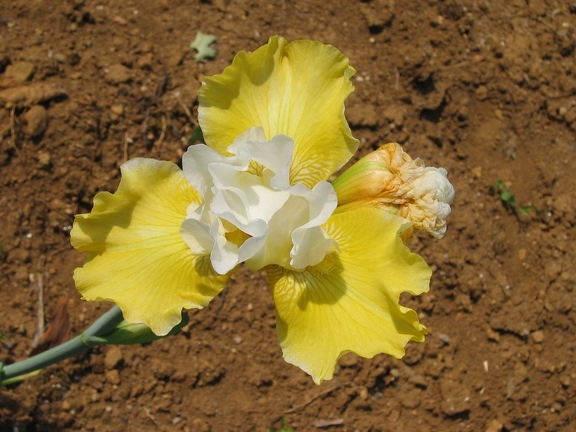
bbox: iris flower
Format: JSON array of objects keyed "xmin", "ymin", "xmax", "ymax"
[{"xmin": 71, "ymin": 36, "xmax": 454, "ymax": 384}]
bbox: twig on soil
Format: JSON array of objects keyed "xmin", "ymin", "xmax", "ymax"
[
  {"xmin": 123, "ymin": 132, "xmax": 131, "ymax": 162},
  {"xmin": 154, "ymin": 115, "xmax": 167, "ymax": 149},
  {"xmin": 9, "ymin": 105, "xmax": 17, "ymax": 149},
  {"xmin": 176, "ymin": 94, "xmax": 193, "ymax": 122},
  {"xmin": 32, "ymin": 273, "xmax": 45, "ymax": 350},
  {"xmin": 284, "ymin": 383, "xmax": 350, "ymax": 414},
  {"xmin": 142, "ymin": 407, "xmax": 158, "ymax": 426}
]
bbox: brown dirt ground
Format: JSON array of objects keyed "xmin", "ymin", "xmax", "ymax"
[{"xmin": 1, "ymin": 0, "xmax": 576, "ymax": 431}]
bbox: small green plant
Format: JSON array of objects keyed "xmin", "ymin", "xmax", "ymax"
[
  {"xmin": 491, "ymin": 180, "xmax": 532, "ymax": 216},
  {"xmin": 190, "ymin": 32, "xmax": 217, "ymax": 62},
  {"xmin": 270, "ymin": 418, "xmax": 294, "ymax": 432}
]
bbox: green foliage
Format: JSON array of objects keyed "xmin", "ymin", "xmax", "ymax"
[
  {"xmin": 188, "ymin": 126, "xmax": 204, "ymax": 145},
  {"xmin": 491, "ymin": 180, "xmax": 532, "ymax": 217},
  {"xmin": 190, "ymin": 32, "xmax": 217, "ymax": 62},
  {"xmin": 270, "ymin": 418, "xmax": 294, "ymax": 432}
]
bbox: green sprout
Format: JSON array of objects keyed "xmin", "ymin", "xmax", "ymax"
[
  {"xmin": 190, "ymin": 32, "xmax": 217, "ymax": 62},
  {"xmin": 491, "ymin": 180, "xmax": 532, "ymax": 217},
  {"xmin": 270, "ymin": 418, "xmax": 294, "ymax": 432}
]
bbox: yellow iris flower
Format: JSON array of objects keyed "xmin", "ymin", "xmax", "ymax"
[{"xmin": 71, "ymin": 36, "xmax": 453, "ymax": 384}]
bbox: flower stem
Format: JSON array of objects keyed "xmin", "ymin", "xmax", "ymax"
[{"xmin": 0, "ymin": 306, "xmax": 123, "ymax": 386}]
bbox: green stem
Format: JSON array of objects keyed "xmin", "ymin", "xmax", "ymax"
[{"xmin": 0, "ymin": 306, "xmax": 123, "ymax": 385}]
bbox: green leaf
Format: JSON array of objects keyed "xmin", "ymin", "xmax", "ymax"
[
  {"xmin": 190, "ymin": 32, "xmax": 217, "ymax": 62},
  {"xmin": 519, "ymin": 205, "xmax": 532, "ymax": 216},
  {"xmin": 188, "ymin": 126, "xmax": 204, "ymax": 145}
]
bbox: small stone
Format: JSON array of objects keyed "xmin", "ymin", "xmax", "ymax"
[
  {"xmin": 37, "ymin": 151, "xmax": 51, "ymax": 169},
  {"xmin": 400, "ymin": 388, "xmax": 421, "ymax": 409},
  {"xmin": 113, "ymin": 16, "xmax": 128, "ymax": 25},
  {"xmin": 104, "ymin": 346, "xmax": 123, "ymax": 369},
  {"xmin": 438, "ymin": 333, "xmax": 451, "ymax": 345},
  {"xmin": 475, "ymin": 85, "xmax": 488, "ymax": 100},
  {"xmin": 518, "ymin": 248, "xmax": 527, "ymax": 260},
  {"xmin": 408, "ymin": 374, "xmax": 429, "ymax": 388},
  {"xmin": 24, "ymin": 105, "xmax": 48, "ymax": 137},
  {"xmin": 105, "ymin": 369, "xmax": 120, "ymax": 385},
  {"xmin": 105, "ymin": 63, "xmax": 132, "ymax": 84},
  {"xmin": 191, "ymin": 418, "xmax": 211, "ymax": 432},
  {"xmin": 471, "ymin": 166, "xmax": 482, "ymax": 178},
  {"xmin": 531, "ymin": 330, "xmax": 544, "ymax": 343},
  {"xmin": 5, "ymin": 61, "xmax": 35, "ymax": 82},
  {"xmin": 485, "ymin": 325, "xmax": 500, "ymax": 342},
  {"xmin": 110, "ymin": 104, "xmax": 124, "ymax": 116},
  {"xmin": 485, "ymin": 419, "xmax": 503, "ymax": 432},
  {"xmin": 53, "ymin": 53, "xmax": 67, "ymax": 63}
]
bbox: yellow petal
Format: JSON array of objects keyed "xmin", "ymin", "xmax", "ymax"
[
  {"xmin": 71, "ymin": 158, "xmax": 229, "ymax": 335},
  {"xmin": 198, "ymin": 35, "xmax": 358, "ymax": 187},
  {"xmin": 267, "ymin": 207, "xmax": 430, "ymax": 384}
]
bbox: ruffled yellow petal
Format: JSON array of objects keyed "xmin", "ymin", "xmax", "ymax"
[
  {"xmin": 71, "ymin": 158, "xmax": 229, "ymax": 336},
  {"xmin": 198, "ymin": 35, "xmax": 358, "ymax": 188},
  {"xmin": 267, "ymin": 207, "xmax": 430, "ymax": 384}
]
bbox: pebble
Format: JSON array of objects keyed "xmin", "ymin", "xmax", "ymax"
[
  {"xmin": 24, "ymin": 105, "xmax": 48, "ymax": 137},
  {"xmin": 6, "ymin": 61, "xmax": 35, "ymax": 82},
  {"xmin": 105, "ymin": 63, "xmax": 132, "ymax": 84},
  {"xmin": 531, "ymin": 330, "xmax": 544, "ymax": 343},
  {"xmin": 110, "ymin": 104, "xmax": 124, "ymax": 116},
  {"xmin": 37, "ymin": 151, "xmax": 51, "ymax": 169},
  {"xmin": 191, "ymin": 418, "xmax": 211, "ymax": 432},
  {"xmin": 475, "ymin": 85, "xmax": 488, "ymax": 100},
  {"xmin": 485, "ymin": 419, "xmax": 503, "ymax": 432},
  {"xmin": 105, "ymin": 346, "xmax": 123, "ymax": 369},
  {"xmin": 471, "ymin": 166, "xmax": 483, "ymax": 178},
  {"xmin": 105, "ymin": 369, "xmax": 120, "ymax": 385},
  {"xmin": 400, "ymin": 388, "xmax": 421, "ymax": 409}
]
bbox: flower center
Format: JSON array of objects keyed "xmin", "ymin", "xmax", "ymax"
[{"xmin": 180, "ymin": 127, "xmax": 338, "ymax": 275}]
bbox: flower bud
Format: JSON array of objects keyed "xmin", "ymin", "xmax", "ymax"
[
  {"xmin": 84, "ymin": 313, "xmax": 190, "ymax": 346},
  {"xmin": 332, "ymin": 143, "xmax": 455, "ymax": 239}
]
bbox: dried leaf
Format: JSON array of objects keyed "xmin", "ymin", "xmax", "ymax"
[{"xmin": 30, "ymin": 296, "xmax": 71, "ymax": 356}]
